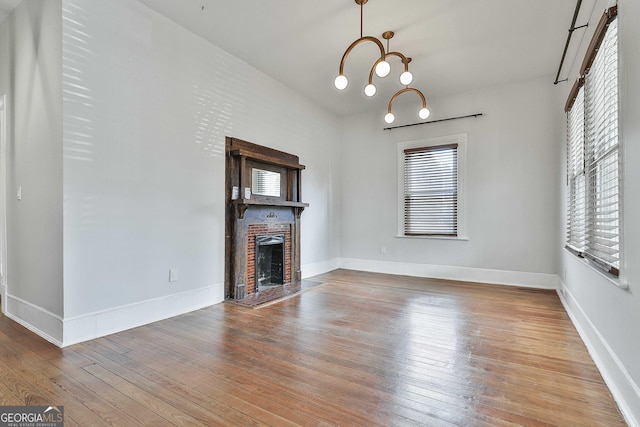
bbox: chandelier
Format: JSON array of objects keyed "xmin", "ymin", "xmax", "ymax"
[{"xmin": 334, "ymin": 0, "xmax": 430, "ymax": 124}]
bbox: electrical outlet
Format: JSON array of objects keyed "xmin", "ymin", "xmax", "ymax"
[
  {"xmin": 169, "ymin": 268, "xmax": 178, "ymax": 282},
  {"xmin": 380, "ymin": 245, "xmax": 386, "ymax": 254}
]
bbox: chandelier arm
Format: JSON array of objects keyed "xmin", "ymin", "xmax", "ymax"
[
  {"xmin": 339, "ymin": 36, "xmax": 386, "ymax": 75},
  {"xmin": 387, "ymin": 51, "xmax": 410, "ymax": 65},
  {"xmin": 387, "ymin": 87, "xmax": 427, "ymax": 113},
  {"xmin": 368, "ymin": 51, "xmax": 410, "ymax": 84},
  {"xmin": 368, "ymin": 58, "xmax": 381, "ymax": 84}
]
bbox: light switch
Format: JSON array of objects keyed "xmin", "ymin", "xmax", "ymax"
[
  {"xmin": 17, "ymin": 186, "xmax": 21, "ymax": 201},
  {"xmin": 169, "ymin": 268, "xmax": 178, "ymax": 282}
]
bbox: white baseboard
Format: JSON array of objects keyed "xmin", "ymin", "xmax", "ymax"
[
  {"xmin": 4, "ymin": 294, "xmax": 64, "ymax": 346},
  {"xmin": 339, "ymin": 258, "xmax": 560, "ymax": 289},
  {"xmin": 302, "ymin": 257, "xmax": 342, "ymax": 279},
  {"xmin": 62, "ymin": 283, "xmax": 224, "ymax": 347},
  {"xmin": 558, "ymin": 283, "xmax": 640, "ymax": 427}
]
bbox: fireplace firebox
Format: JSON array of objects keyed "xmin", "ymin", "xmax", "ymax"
[{"xmin": 255, "ymin": 234, "xmax": 285, "ymax": 291}]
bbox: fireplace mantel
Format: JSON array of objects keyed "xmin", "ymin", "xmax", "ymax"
[{"xmin": 225, "ymin": 137, "xmax": 308, "ymax": 301}]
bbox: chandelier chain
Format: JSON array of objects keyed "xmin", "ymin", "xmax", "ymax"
[{"xmin": 360, "ymin": 1, "xmax": 363, "ymax": 38}]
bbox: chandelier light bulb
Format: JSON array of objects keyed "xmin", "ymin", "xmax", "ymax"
[
  {"xmin": 364, "ymin": 84, "xmax": 377, "ymax": 97},
  {"xmin": 375, "ymin": 60, "xmax": 391, "ymax": 78},
  {"xmin": 384, "ymin": 112, "xmax": 395, "ymax": 124},
  {"xmin": 334, "ymin": 75, "xmax": 348, "ymax": 90},
  {"xmin": 419, "ymin": 107, "xmax": 430, "ymax": 120},
  {"xmin": 400, "ymin": 71, "xmax": 413, "ymax": 86}
]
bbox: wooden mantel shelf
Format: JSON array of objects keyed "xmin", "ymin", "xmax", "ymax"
[
  {"xmin": 230, "ymin": 149, "xmax": 305, "ymax": 170},
  {"xmin": 232, "ymin": 198, "xmax": 308, "ymax": 219},
  {"xmin": 232, "ymin": 199, "xmax": 309, "ymax": 209}
]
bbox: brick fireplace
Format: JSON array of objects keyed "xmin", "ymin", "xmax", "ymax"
[
  {"xmin": 225, "ymin": 137, "xmax": 307, "ymax": 302},
  {"xmin": 247, "ymin": 224, "xmax": 292, "ymax": 295}
]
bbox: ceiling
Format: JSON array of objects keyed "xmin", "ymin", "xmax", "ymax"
[
  {"xmin": 136, "ymin": 0, "xmax": 593, "ymax": 118},
  {"xmin": 0, "ymin": 0, "xmax": 20, "ymax": 22},
  {"xmin": 2, "ymin": 0, "xmax": 602, "ymax": 118}
]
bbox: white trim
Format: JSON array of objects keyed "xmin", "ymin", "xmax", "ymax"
[
  {"xmin": 4, "ymin": 294, "xmax": 64, "ymax": 346},
  {"xmin": 302, "ymin": 257, "xmax": 341, "ymax": 279},
  {"xmin": 4, "ymin": 283, "xmax": 225, "ymax": 347},
  {"xmin": 617, "ymin": 1, "xmax": 627, "ymax": 287},
  {"xmin": 62, "ymin": 282, "xmax": 224, "ymax": 347},
  {"xmin": 395, "ymin": 235, "xmax": 469, "ymax": 241},
  {"xmin": 558, "ymin": 281, "xmax": 640, "ymax": 427},
  {"xmin": 0, "ymin": 284, "xmax": 5, "ymax": 309},
  {"xmin": 397, "ymin": 133, "xmax": 468, "ymax": 239},
  {"xmin": 339, "ymin": 258, "xmax": 559, "ymax": 289},
  {"xmin": 563, "ymin": 247, "xmax": 628, "ymax": 290},
  {"xmin": 0, "ymin": 94, "xmax": 7, "ymax": 315}
]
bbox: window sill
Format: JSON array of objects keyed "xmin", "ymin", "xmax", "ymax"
[
  {"xmin": 564, "ymin": 247, "xmax": 628, "ymax": 290},
  {"xmin": 396, "ymin": 235, "xmax": 469, "ymax": 241}
]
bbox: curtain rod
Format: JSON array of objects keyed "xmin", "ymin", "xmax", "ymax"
[
  {"xmin": 554, "ymin": 0, "xmax": 588, "ymax": 84},
  {"xmin": 383, "ymin": 113, "xmax": 483, "ymax": 131}
]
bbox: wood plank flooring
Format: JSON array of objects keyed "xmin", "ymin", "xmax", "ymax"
[{"xmin": 0, "ymin": 270, "xmax": 627, "ymax": 426}]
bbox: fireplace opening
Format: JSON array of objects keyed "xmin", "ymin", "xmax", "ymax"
[{"xmin": 255, "ymin": 234, "xmax": 285, "ymax": 291}]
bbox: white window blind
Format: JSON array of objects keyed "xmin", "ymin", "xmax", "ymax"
[
  {"xmin": 403, "ymin": 144, "xmax": 458, "ymax": 236},
  {"xmin": 567, "ymin": 87, "xmax": 586, "ymax": 251},
  {"xmin": 565, "ymin": 8, "xmax": 619, "ymax": 276},
  {"xmin": 585, "ymin": 17, "xmax": 619, "ymax": 272}
]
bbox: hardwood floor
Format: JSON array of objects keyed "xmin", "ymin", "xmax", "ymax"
[{"xmin": 0, "ymin": 270, "xmax": 627, "ymax": 426}]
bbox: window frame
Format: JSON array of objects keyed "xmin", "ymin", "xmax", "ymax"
[
  {"xmin": 397, "ymin": 133, "xmax": 467, "ymax": 240},
  {"xmin": 565, "ymin": 5, "xmax": 621, "ymax": 278}
]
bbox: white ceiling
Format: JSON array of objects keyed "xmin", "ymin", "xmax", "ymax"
[
  {"xmin": 0, "ymin": 0, "xmax": 20, "ymax": 22},
  {"xmin": 137, "ymin": 0, "xmax": 594, "ymax": 117},
  {"xmin": 2, "ymin": 0, "xmax": 602, "ymax": 117}
]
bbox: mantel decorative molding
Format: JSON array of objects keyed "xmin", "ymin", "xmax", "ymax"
[{"xmin": 232, "ymin": 198, "xmax": 308, "ymax": 219}]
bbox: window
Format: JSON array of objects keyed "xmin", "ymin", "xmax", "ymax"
[
  {"xmin": 565, "ymin": 6, "xmax": 619, "ymax": 276},
  {"xmin": 398, "ymin": 134, "xmax": 467, "ymax": 238}
]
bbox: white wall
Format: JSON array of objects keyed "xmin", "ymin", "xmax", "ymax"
[
  {"xmin": 60, "ymin": 0, "xmax": 341, "ymax": 344},
  {"xmin": 557, "ymin": 1, "xmax": 640, "ymax": 424},
  {"xmin": 339, "ymin": 76, "xmax": 560, "ymax": 287},
  {"xmin": 0, "ymin": 0, "xmax": 64, "ymax": 343}
]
